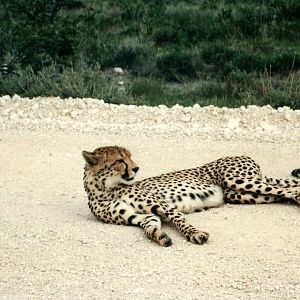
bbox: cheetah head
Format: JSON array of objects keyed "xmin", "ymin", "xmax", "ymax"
[{"xmin": 82, "ymin": 146, "xmax": 139, "ymax": 189}]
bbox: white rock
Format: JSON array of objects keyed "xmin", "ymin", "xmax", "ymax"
[
  {"xmin": 10, "ymin": 113, "xmax": 19, "ymax": 120},
  {"xmin": 32, "ymin": 104, "xmax": 39, "ymax": 110},
  {"xmin": 223, "ymin": 129, "xmax": 232, "ymax": 140},
  {"xmin": 277, "ymin": 107, "xmax": 284, "ymax": 113},
  {"xmin": 12, "ymin": 94, "xmax": 21, "ymax": 101},
  {"xmin": 71, "ymin": 111, "xmax": 80, "ymax": 118},
  {"xmin": 158, "ymin": 104, "xmax": 167, "ymax": 110},
  {"xmin": 77, "ymin": 102, "xmax": 86, "ymax": 110},
  {"xmin": 247, "ymin": 105, "xmax": 259, "ymax": 112},
  {"xmin": 181, "ymin": 115, "xmax": 191, "ymax": 122},
  {"xmin": 1, "ymin": 95, "xmax": 11, "ymax": 101},
  {"xmin": 172, "ymin": 104, "xmax": 183, "ymax": 110},
  {"xmin": 2, "ymin": 108, "xmax": 11, "ymax": 116},
  {"xmin": 62, "ymin": 109, "xmax": 70, "ymax": 116},
  {"xmin": 193, "ymin": 103, "xmax": 200, "ymax": 110},
  {"xmin": 260, "ymin": 121, "xmax": 274, "ymax": 131},
  {"xmin": 17, "ymin": 110, "xmax": 24, "ymax": 117},
  {"xmin": 284, "ymin": 113, "xmax": 291, "ymax": 121},
  {"xmin": 227, "ymin": 118, "xmax": 240, "ymax": 129},
  {"xmin": 113, "ymin": 67, "xmax": 124, "ymax": 74},
  {"xmin": 118, "ymin": 81, "xmax": 124, "ymax": 85}
]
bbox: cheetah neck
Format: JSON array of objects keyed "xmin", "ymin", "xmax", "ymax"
[{"xmin": 83, "ymin": 169, "xmax": 130, "ymax": 199}]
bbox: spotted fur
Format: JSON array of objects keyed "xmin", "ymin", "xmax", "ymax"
[
  {"xmin": 138, "ymin": 156, "xmax": 300, "ymax": 209},
  {"xmin": 82, "ymin": 146, "xmax": 300, "ymax": 246}
]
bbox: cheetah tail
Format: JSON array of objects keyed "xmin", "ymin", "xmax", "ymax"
[{"xmin": 291, "ymin": 168, "xmax": 300, "ymax": 178}]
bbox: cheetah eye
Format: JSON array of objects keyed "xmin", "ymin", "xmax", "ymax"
[{"xmin": 117, "ymin": 159, "xmax": 125, "ymax": 164}]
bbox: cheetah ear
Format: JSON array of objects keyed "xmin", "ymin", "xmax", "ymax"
[{"xmin": 82, "ymin": 151, "xmax": 98, "ymax": 166}]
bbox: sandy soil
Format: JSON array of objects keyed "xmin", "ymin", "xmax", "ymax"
[
  {"xmin": 0, "ymin": 128, "xmax": 300, "ymax": 300},
  {"xmin": 0, "ymin": 96, "xmax": 300, "ymax": 299}
]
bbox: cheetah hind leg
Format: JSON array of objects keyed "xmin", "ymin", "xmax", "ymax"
[
  {"xmin": 224, "ymin": 177, "xmax": 300, "ymax": 205},
  {"xmin": 224, "ymin": 188, "xmax": 280, "ymax": 204}
]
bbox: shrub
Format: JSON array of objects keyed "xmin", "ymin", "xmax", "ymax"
[
  {"xmin": 0, "ymin": 64, "xmax": 126, "ymax": 102},
  {"xmin": 156, "ymin": 50, "xmax": 203, "ymax": 81},
  {"xmin": 113, "ymin": 37, "xmax": 153, "ymax": 70}
]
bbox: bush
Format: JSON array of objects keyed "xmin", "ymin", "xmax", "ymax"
[
  {"xmin": 157, "ymin": 50, "xmax": 203, "ymax": 81},
  {"xmin": 201, "ymin": 42, "xmax": 300, "ymax": 76},
  {"xmin": 0, "ymin": 64, "xmax": 127, "ymax": 102},
  {"xmin": 113, "ymin": 38, "xmax": 153, "ymax": 70},
  {"xmin": 153, "ymin": 4, "xmax": 223, "ymax": 46}
]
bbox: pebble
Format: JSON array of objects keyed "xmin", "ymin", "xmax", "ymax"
[
  {"xmin": 113, "ymin": 67, "xmax": 124, "ymax": 74},
  {"xmin": 1, "ymin": 95, "xmax": 11, "ymax": 101},
  {"xmin": 226, "ymin": 118, "xmax": 240, "ymax": 129},
  {"xmin": 12, "ymin": 94, "xmax": 21, "ymax": 101}
]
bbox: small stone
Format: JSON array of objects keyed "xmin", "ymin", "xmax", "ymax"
[
  {"xmin": 181, "ymin": 115, "xmax": 191, "ymax": 122},
  {"xmin": 71, "ymin": 111, "xmax": 80, "ymax": 118},
  {"xmin": 10, "ymin": 113, "xmax": 19, "ymax": 120},
  {"xmin": 1, "ymin": 95, "xmax": 11, "ymax": 101},
  {"xmin": 172, "ymin": 104, "xmax": 183, "ymax": 110},
  {"xmin": 247, "ymin": 105, "xmax": 259, "ymax": 111},
  {"xmin": 226, "ymin": 118, "xmax": 240, "ymax": 129},
  {"xmin": 113, "ymin": 67, "xmax": 124, "ymax": 74},
  {"xmin": 32, "ymin": 104, "xmax": 39, "ymax": 110},
  {"xmin": 2, "ymin": 108, "xmax": 11, "ymax": 116},
  {"xmin": 260, "ymin": 122, "xmax": 274, "ymax": 132},
  {"xmin": 277, "ymin": 107, "xmax": 284, "ymax": 113},
  {"xmin": 77, "ymin": 102, "xmax": 86, "ymax": 109},
  {"xmin": 12, "ymin": 94, "xmax": 21, "ymax": 101},
  {"xmin": 284, "ymin": 113, "xmax": 291, "ymax": 121},
  {"xmin": 158, "ymin": 105, "xmax": 167, "ymax": 109}
]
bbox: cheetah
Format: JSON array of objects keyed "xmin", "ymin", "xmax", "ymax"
[
  {"xmin": 82, "ymin": 146, "xmax": 300, "ymax": 246},
  {"xmin": 82, "ymin": 146, "xmax": 209, "ymax": 247}
]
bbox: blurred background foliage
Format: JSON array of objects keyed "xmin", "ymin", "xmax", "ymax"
[{"xmin": 0, "ymin": 0, "xmax": 299, "ymax": 108}]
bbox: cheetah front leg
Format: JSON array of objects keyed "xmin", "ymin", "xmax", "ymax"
[
  {"xmin": 140, "ymin": 196, "xmax": 209, "ymax": 245},
  {"xmin": 130, "ymin": 213, "xmax": 173, "ymax": 247},
  {"xmin": 99, "ymin": 200, "xmax": 173, "ymax": 247},
  {"xmin": 223, "ymin": 177, "xmax": 300, "ymax": 205}
]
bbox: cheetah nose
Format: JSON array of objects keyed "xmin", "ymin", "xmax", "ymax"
[{"xmin": 133, "ymin": 167, "xmax": 139, "ymax": 173}]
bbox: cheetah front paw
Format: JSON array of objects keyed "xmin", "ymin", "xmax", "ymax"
[
  {"xmin": 145, "ymin": 228, "xmax": 173, "ymax": 247},
  {"xmin": 157, "ymin": 232, "xmax": 173, "ymax": 247},
  {"xmin": 187, "ymin": 230, "xmax": 209, "ymax": 245}
]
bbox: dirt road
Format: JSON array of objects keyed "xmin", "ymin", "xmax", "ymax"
[{"xmin": 0, "ymin": 129, "xmax": 299, "ymax": 300}]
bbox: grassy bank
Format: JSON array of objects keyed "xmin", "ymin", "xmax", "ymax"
[{"xmin": 0, "ymin": 0, "xmax": 299, "ymax": 108}]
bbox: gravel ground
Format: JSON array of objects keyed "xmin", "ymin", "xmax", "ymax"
[{"xmin": 0, "ymin": 96, "xmax": 300, "ymax": 300}]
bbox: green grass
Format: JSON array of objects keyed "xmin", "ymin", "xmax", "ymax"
[{"xmin": 0, "ymin": 0, "xmax": 300, "ymax": 108}]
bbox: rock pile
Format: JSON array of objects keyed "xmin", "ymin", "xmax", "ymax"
[{"xmin": 0, "ymin": 95, "xmax": 299, "ymax": 143}]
